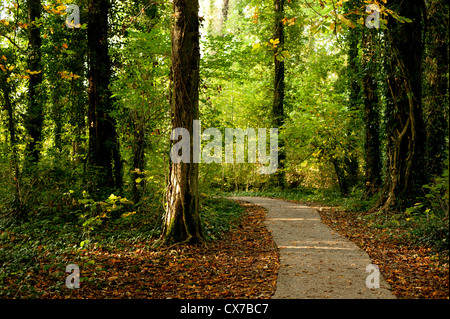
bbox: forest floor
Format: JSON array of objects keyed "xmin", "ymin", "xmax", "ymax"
[
  {"xmin": 1, "ymin": 201, "xmax": 279, "ymax": 299},
  {"xmin": 2, "ymin": 193, "xmax": 448, "ymax": 299}
]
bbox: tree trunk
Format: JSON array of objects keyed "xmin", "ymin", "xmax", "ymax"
[
  {"xmin": 273, "ymin": 0, "xmax": 285, "ymax": 186},
  {"xmin": 87, "ymin": 0, "xmax": 122, "ymax": 193},
  {"xmin": 161, "ymin": 0, "xmax": 203, "ymax": 245},
  {"xmin": 25, "ymin": 0, "xmax": 43, "ymax": 163},
  {"xmin": 332, "ymin": 158, "xmax": 349, "ymax": 196},
  {"xmin": 68, "ymin": 20, "xmax": 88, "ymax": 162},
  {"xmin": 341, "ymin": 0, "xmax": 360, "ymax": 194},
  {"xmin": 220, "ymin": 0, "xmax": 230, "ymax": 32},
  {"xmin": 131, "ymin": 122, "xmax": 145, "ymax": 203},
  {"xmin": 362, "ymin": 26, "xmax": 382, "ymax": 196},
  {"xmin": 424, "ymin": 0, "xmax": 449, "ymax": 177},
  {"xmin": 0, "ymin": 71, "xmax": 20, "ymax": 199},
  {"xmin": 375, "ymin": 0, "xmax": 426, "ymax": 211}
]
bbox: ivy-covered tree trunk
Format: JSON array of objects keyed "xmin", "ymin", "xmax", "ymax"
[
  {"xmin": 67, "ymin": 12, "xmax": 88, "ymax": 162},
  {"xmin": 272, "ymin": 0, "xmax": 285, "ymax": 187},
  {"xmin": 362, "ymin": 26, "xmax": 382, "ymax": 196},
  {"xmin": 0, "ymin": 69, "xmax": 20, "ymax": 201},
  {"xmin": 87, "ymin": 0, "xmax": 122, "ymax": 193},
  {"xmin": 376, "ymin": 0, "xmax": 427, "ymax": 211},
  {"xmin": 424, "ymin": 0, "xmax": 449, "ymax": 177},
  {"xmin": 25, "ymin": 0, "xmax": 44, "ymax": 162},
  {"xmin": 161, "ymin": 0, "xmax": 203, "ymax": 245}
]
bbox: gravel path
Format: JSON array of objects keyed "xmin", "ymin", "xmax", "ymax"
[{"xmin": 229, "ymin": 196, "xmax": 396, "ymax": 299}]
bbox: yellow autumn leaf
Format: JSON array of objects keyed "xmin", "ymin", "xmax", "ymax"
[
  {"xmin": 337, "ymin": 14, "xmax": 355, "ymax": 28},
  {"xmin": 270, "ymin": 38, "xmax": 280, "ymax": 45},
  {"xmin": 25, "ymin": 69, "xmax": 42, "ymax": 75},
  {"xmin": 281, "ymin": 50, "xmax": 291, "ymax": 59}
]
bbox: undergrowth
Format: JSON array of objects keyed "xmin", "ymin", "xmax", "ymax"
[{"xmin": 0, "ymin": 189, "xmax": 244, "ymax": 298}]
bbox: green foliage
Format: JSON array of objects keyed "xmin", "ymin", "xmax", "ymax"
[
  {"xmin": 403, "ymin": 165, "xmax": 449, "ymax": 250},
  {"xmin": 200, "ymin": 196, "xmax": 246, "ymax": 241},
  {"xmin": 0, "ymin": 0, "xmax": 449, "ymax": 296}
]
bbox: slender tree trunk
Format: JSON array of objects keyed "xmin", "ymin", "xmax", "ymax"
[
  {"xmin": 131, "ymin": 121, "xmax": 145, "ymax": 203},
  {"xmin": 52, "ymin": 84, "xmax": 63, "ymax": 152},
  {"xmin": 375, "ymin": 0, "xmax": 426, "ymax": 211},
  {"xmin": 362, "ymin": 27, "xmax": 382, "ymax": 196},
  {"xmin": 220, "ymin": 0, "xmax": 230, "ymax": 32},
  {"xmin": 273, "ymin": 0, "xmax": 285, "ymax": 186},
  {"xmin": 0, "ymin": 75, "xmax": 20, "ymax": 196},
  {"xmin": 1, "ymin": 65, "xmax": 23, "ymax": 218},
  {"xmin": 25, "ymin": 0, "xmax": 43, "ymax": 162},
  {"xmin": 424, "ymin": 0, "xmax": 449, "ymax": 177},
  {"xmin": 161, "ymin": 0, "xmax": 203, "ymax": 245},
  {"xmin": 340, "ymin": 0, "xmax": 360, "ymax": 195},
  {"xmin": 87, "ymin": 0, "xmax": 122, "ymax": 193}
]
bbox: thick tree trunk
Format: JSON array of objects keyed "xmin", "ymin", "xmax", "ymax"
[
  {"xmin": 273, "ymin": 0, "xmax": 285, "ymax": 186},
  {"xmin": 68, "ymin": 22, "xmax": 88, "ymax": 162},
  {"xmin": 87, "ymin": 0, "xmax": 122, "ymax": 193},
  {"xmin": 25, "ymin": 0, "xmax": 43, "ymax": 162},
  {"xmin": 375, "ymin": 0, "xmax": 426, "ymax": 211},
  {"xmin": 362, "ymin": 28, "xmax": 382, "ymax": 196},
  {"xmin": 161, "ymin": 0, "xmax": 203, "ymax": 245}
]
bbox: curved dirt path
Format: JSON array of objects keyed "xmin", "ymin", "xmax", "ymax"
[{"xmin": 229, "ymin": 196, "xmax": 395, "ymax": 299}]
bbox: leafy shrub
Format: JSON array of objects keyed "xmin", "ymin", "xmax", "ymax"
[{"xmin": 404, "ymin": 167, "xmax": 449, "ymax": 250}]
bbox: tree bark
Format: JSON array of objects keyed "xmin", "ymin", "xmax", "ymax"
[
  {"xmin": 131, "ymin": 121, "xmax": 145, "ymax": 203},
  {"xmin": 362, "ymin": 27, "xmax": 382, "ymax": 196},
  {"xmin": 424, "ymin": 0, "xmax": 449, "ymax": 177},
  {"xmin": 161, "ymin": 0, "xmax": 203, "ymax": 245},
  {"xmin": 273, "ymin": 0, "xmax": 285, "ymax": 187},
  {"xmin": 0, "ymin": 71, "xmax": 20, "ymax": 201},
  {"xmin": 220, "ymin": 0, "xmax": 230, "ymax": 32},
  {"xmin": 375, "ymin": 0, "xmax": 427, "ymax": 211},
  {"xmin": 25, "ymin": 0, "xmax": 43, "ymax": 162},
  {"xmin": 87, "ymin": 0, "xmax": 122, "ymax": 193},
  {"xmin": 342, "ymin": 0, "xmax": 360, "ymax": 194}
]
